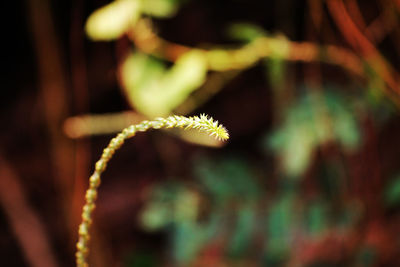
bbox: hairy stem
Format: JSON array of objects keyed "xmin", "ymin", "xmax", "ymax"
[{"xmin": 76, "ymin": 115, "xmax": 228, "ymax": 267}]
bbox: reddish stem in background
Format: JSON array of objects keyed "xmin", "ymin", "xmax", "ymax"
[
  {"xmin": 27, "ymin": 0, "xmax": 76, "ymax": 257},
  {"xmin": 0, "ymin": 155, "xmax": 58, "ymax": 267},
  {"xmin": 327, "ymin": 0, "xmax": 400, "ymax": 99}
]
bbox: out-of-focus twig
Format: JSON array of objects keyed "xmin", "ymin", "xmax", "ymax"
[
  {"xmin": 308, "ymin": 0, "xmax": 323, "ymax": 32},
  {"xmin": 129, "ymin": 19, "xmax": 363, "ymax": 76},
  {"xmin": 70, "ymin": 0, "xmax": 91, "ymax": 232},
  {"xmin": 64, "ymin": 111, "xmax": 145, "ymax": 138},
  {"xmin": 27, "ymin": 0, "xmax": 76, "ymax": 254},
  {"xmin": 327, "ymin": 0, "xmax": 400, "ymax": 104},
  {"xmin": 345, "ymin": 0, "xmax": 367, "ymax": 33},
  {"xmin": 346, "ymin": 0, "xmax": 396, "ymax": 45},
  {"xmin": 0, "ymin": 154, "xmax": 58, "ymax": 267},
  {"xmin": 26, "ymin": 1, "xmax": 74, "ymax": 197},
  {"xmin": 129, "ymin": 16, "xmax": 400, "ymax": 106},
  {"xmin": 366, "ymin": 12, "xmax": 393, "ymax": 44}
]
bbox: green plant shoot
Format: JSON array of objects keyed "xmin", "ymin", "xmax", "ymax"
[{"xmin": 76, "ymin": 114, "xmax": 229, "ymax": 267}]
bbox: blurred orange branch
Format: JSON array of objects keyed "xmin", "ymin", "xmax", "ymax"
[
  {"xmin": 129, "ymin": 19, "xmax": 365, "ymax": 75},
  {"xmin": 128, "ymin": 12, "xmax": 400, "ymax": 106},
  {"xmin": 327, "ymin": 0, "xmax": 400, "ymax": 103},
  {"xmin": 27, "ymin": 0, "xmax": 77, "ymax": 250},
  {"xmin": 0, "ymin": 155, "xmax": 58, "ymax": 267}
]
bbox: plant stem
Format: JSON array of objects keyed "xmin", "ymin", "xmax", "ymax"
[{"xmin": 75, "ymin": 115, "xmax": 228, "ymax": 267}]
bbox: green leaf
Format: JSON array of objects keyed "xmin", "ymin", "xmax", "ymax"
[
  {"xmin": 121, "ymin": 50, "xmax": 207, "ymax": 117},
  {"xmin": 281, "ymin": 123, "xmax": 315, "ymax": 177},
  {"xmin": 266, "ymin": 90, "xmax": 360, "ymax": 177},
  {"xmin": 85, "ymin": 0, "xmax": 141, "ymax": 41},
  {"xmin": 384, "ymin": 176, "xmax": 400, "ymax": 207},
  {"xmin": 173, "ymin": 221, "xmax": 207, "ymax": 264},
  {"xmin": 307, "ymin": 202, "xmax": 328, "ymax": 237},
  {"xmin": 173, "ymin": 189, "xmax": 200, "ymax": 223},
  {"xmin": 228, "ymin": 204, "xmax": 256, "ymax": 256},
  {"xmin": 266, "ymin": 194, "xmax": 295, "ymax": 257},
  {"xmin": 356, "ymin": 246, "xmax": 376, "ymax": 267},
  {"xmin": 193, "ymin": 157, "xmax": 260, "ymax": 202},
  {"xmin": 125, "ymin": 251, "xmax": 158, "ymax": 267},
  {"xmin": 121, "ymin": 52, "xmax": 166, "ymax": 94},
  {"xmin": 141, "ymin": 0, "xmax": 179, "ymax": 18},
  {"xmin": 227, "ymin": 23, "xmax": 266, "ymax": 42},
  {"xmin": 140, "ymin": 184, "xmax": 200, "ymax": 230},
  {"xmin": 140, "ymin": 201, "xmax": 171, "ymax": 231}
]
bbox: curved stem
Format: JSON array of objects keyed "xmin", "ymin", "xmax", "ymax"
[{"xmin": 75, "ymin": 115, "xmax": 228, "ymax": 267}]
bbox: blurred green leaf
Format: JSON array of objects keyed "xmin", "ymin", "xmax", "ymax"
[
  {"xmin": 267, "ymin": 90, "xmax": 361, "ymax": 177},
  {"xmin": 140, "ymin": 184, "xmax": 175, "ymax": 231},
  {"xmin": 364, "ymin": 68, "xmax": 395, "ymax": 124},
  {"xmin": 122, "ymin": 52, "xmax": 165, "ymax": 90},
  {"xmin": 173, "ymin": 221, "xmax": 207, "ymax": 263},
  {"xmin": 125, "ymin": 251, "xmax": 158, "ymax": 267},
  {"xmin": 355, "ymin": 246, "xmax": 376, "ymax": 267},
  {"xmin": 227, "ymin": 23, "xmax": 266, "ymax": 42},
  {"xmin": 140, "ymin": 184, "xmax": 199, "ymax": 231},
  {"xmin": 140, "ymin": 183, "xmax": 223, "ymax": 264},
  {"xmin": 384, "ymin": 175, "xmax": 400, "ymax": 207},
  {"xmin": 307, "ymin": 202, "xmax": 328, "ymax": 237},
  {"xmin": 173, "ymin": 189, "xmax": 200, "ymax": 222},
  {"xmin": 281, "ymin": 123, "xmax": 315, "ymax": 177},
  {"xmin": 121, "ymin": 50, "xmax": 207, "ymax": 117},
  {"xmin": 141, "ymin": 203, "xmax": 171, "ymax": 230},
  {"xmin": 141, "ymin": 0, "xmax": 179, "ymax": 17},
  {"xmin": 194, "ymin": 157, "xmax": 260, "ymax": 202},
  {"xmin": 85, "ymin": 0, "xmax": 141, "ymax": 41},
  {"xmin": 266, "ymin": 193, "xmax": 295, "ymax": 259},
  {"xmin": 228, "ymin": 203, "xmax": 256, "ymax": 256},
  {"xmin": 324, "ymin": 92, "xmax": 360, "ymax": 149}
]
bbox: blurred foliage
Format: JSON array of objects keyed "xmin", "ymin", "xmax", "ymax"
[
  {"xmin": 228, "ymin": 23, "xmax": 288, "ymax": 87},
  {"xmin": 384, "ymin": 175, "xmax": 400, "ymax": 207},
  {"xmin": 194, "ymin": 157, "xmax": 260, "ymax": 202},
  {"xmin": 139, "ymin": 157, "xmax": 362, "ymax": 266},
  {"xmin": 140, "ymin": 183, "xmax": 200, "ymax": 230},
  {"xmin": 140, "ymin": 157, "xmax": 261, "ymax": 264},
  {"xmin": 227, "ymin": 23, "xmax": 267, "ymax": 43},
  {"xmin": 121, "ymin": 50, "xmax": 207, "ymax": 117},
  {"xmin": 86, "ymin": 0, "xmax": 141, "ymax": 40},
  {"xmin": 266, "ymin": 192, "xmax": 297, "ymax": 260},
  {"xmin": 140, "ymin": 0, "xmax": 181, "ymax": 18},
  {"xmin": 125, "ymin": 251, "xmax": 158, "ymax": 267},
  {"xmin": 267, "ymin": 89, "xmax": 360, "ymax": 177},
  {"xmin": 86, "ymin": 0, "xmax": 184, "ymax": 40}
]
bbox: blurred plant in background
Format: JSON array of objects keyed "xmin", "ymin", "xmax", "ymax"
[{"xmin": 267, "ymin": 89, "xmax": 361, "ymax": 178}]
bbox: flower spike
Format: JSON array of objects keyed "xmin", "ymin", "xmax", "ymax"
[{"xmin": 76, "ymin": 114, "xmax": 228, "ymax": 267}]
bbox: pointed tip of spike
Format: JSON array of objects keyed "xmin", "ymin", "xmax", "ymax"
[
  {"xmin": 215, "ymin": 125, "xmax": 229, "ymax": 141},
  {"xmin": 196, "ymin": 114, "xmax": 229, "ymax": 141}
]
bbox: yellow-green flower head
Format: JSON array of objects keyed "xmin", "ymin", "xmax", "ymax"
[{"xmin": 195, "ymin": 114, "xmax": 229, "ymax": 141}]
